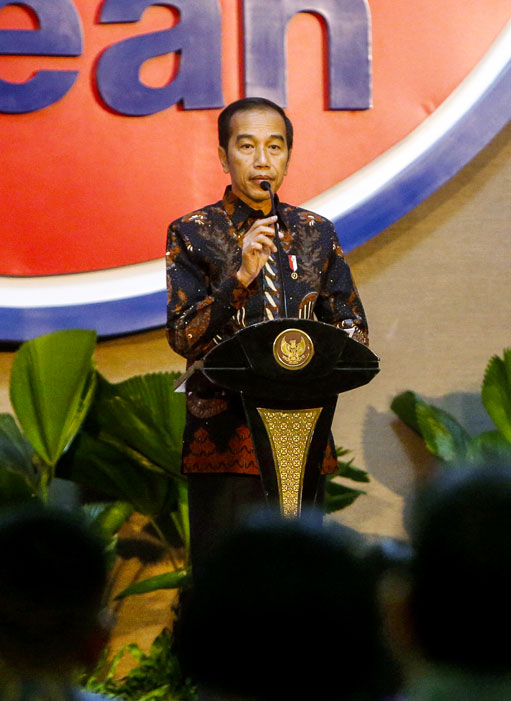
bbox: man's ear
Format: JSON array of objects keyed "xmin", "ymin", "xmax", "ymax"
[{"xmin": 218, "ymin": 145, "xmax": 230, "ymax": 174}]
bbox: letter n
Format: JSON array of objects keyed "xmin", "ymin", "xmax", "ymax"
[{"xmin": 243, "ymin": 0, "xmax": 371, "ymax": 110}]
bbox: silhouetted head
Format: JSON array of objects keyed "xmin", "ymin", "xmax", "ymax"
[
  {"xmin": 176, "ymin": 513, "xmax": 399, "ymax": 700},
  {"xmin": 409, "ymin": 463, "xmax": 511, "ymax": 673},
  {"xmin": 0, "ymin": 505, "xmax": 108, "ymax": 674}
]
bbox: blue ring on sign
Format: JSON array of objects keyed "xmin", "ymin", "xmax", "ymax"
[
  {"xmin": 0, "ymin": 292, "xmax": 166, "ymax": 342},
  {"xmin": 335, "ymin": 58, "xmax": 511, "ymax": 254}
]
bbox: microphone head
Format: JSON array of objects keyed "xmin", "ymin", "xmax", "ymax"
[{"xmin": 259, "ymin": 180, "xmax": 272, "ymax": 192}]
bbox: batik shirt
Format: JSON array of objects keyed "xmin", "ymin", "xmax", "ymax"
[{"xmin": 166, "ymin": 187, "xmax": 368, "ymax": 474}]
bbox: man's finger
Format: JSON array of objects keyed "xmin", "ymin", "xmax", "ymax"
[
  {"xmin": 249, "ymin": 234, "xmax": 277, "ymax": 250},
  {"xmin": 248, "ymin": 216, "xmax": 278, "ymax": 234},
  {"xmin": 258, "ymin": 215, "xmax": 278, "ymax": 226}
]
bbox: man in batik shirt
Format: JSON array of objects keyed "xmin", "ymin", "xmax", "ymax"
[{"xmin": 166, "ymin": 97, "xmax": 368, "ymax": 570}]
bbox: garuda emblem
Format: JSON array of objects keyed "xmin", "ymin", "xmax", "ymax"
[{"xmin": 273, "ymin": 329, "xmax": 314, "ymax": 370}]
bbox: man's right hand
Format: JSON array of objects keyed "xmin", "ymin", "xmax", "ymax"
[{"xmin": 236, "ymin": 215, "xmax": 279, "ymax": 287}]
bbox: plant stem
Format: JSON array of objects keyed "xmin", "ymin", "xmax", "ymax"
[{"xmin": 38, "ymin": 463, "xmax": 54, "ymax": 503}]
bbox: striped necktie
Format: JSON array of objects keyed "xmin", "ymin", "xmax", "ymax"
[{"xmin": 262, "ymin": 236, "xmax": 282, "ymax": 320}]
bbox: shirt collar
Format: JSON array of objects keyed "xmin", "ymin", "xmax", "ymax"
[{"xmin": 222, "ymin": 186, "xmax": 287, "ymax": 231}]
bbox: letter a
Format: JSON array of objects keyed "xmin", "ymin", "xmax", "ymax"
[{"xmin": 97, "ymin": 0, "xmax": 224, "ymax": 116}]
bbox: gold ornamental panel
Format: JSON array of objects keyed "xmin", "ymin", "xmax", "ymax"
[
  {"xmin": 273, "ymin": 328, "xmax": 314, "ymax": 370},
  {"xmin": 257, "ymin": 407, "xmax": 322, "ymax": 517}
]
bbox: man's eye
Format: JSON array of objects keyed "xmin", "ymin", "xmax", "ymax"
[
  {"xmin": 269, "ymin": 144, "xmax": 281, "ymax": 150},
  {"xmin": 240, "ymin": 143, "xmax": 253, "ymax": 150}
]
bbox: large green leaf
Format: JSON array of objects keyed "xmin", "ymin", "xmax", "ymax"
[
  {"xmin": 416, "ymin": 402, "xmax": 470, "ymax": 462},
  {"xmin": 466, "ymin": 431, "xmax": 511, "ymax": 464},
  {"xmin": 481, "ymin": 350, "xmax": 511, "ymax": 442},
  {"xmin": 115, "ymin": 568, "xmax": 191, "ymax": 599},
  {"xmin": 0, "ymin": 413, "xmax": 37, "ymax": 487},
  {"xmin": 390, "ymin": 391, "xmax": 422, "ymax": 435},
  {"xmin": 89, "ymin": 373, "xmax": 186, "ymax": 478},
  {"xmin": 115, "ymin": 373, "xmax": 185, "ymax": 451},
  {"xmin": 10, "ymin": 330, "xmax": 97, "ymax": 466},
  {"xmin": 63, "ymin": 432, "xmax": 176, "ymax": 517}
]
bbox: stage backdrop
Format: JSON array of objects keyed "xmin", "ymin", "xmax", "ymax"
[{"xmin": 1, "ymin": 0, "xmax": 510, "ymax": 340}]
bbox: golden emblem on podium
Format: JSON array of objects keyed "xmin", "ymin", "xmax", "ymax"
[{"xmin": 273, "ymin": 329, "xmax": 314, "ymax": 370}]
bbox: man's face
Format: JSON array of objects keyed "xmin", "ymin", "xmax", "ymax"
[{"xmin": 218, "ymin": 107, "xmax": 290, "ymax": 213}]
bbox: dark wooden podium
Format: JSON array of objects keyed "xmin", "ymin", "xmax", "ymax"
[{"xmin": 184, "ymin": 319, "xmax": 379, "ymax": 517}]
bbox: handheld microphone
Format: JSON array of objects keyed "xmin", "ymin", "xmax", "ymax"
[
  {"xmin": 260, "ymin": 179, "xmax": 275, "ymax": 214},
  {"xmin": 259, "ymin": 180, "xmax": 288, "ymax": 317}
]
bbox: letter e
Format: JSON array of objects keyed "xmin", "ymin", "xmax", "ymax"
[{"xmin": 0, "ymin": 0, "xmax": 82, "ymax": 114}]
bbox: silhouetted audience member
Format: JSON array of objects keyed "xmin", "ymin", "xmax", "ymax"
[
  {"xmin": 175, "ymin": 512, "xmax": 402, "ymax": 700},
  {"xmin": 0, "ymin": 506, "xmax": 113, "ymax": 700},
  {"xmin": 382, "ymin": 463, "xmax": 511, "ymax": 700}
]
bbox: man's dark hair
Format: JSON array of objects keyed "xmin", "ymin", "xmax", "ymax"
[
  {"xmin": 175, "ymin": 514, "xmax": 399, "ymax": 700},
  {"xmin": 218, "ymin": 97, "xmax": 294, "ymax": 153},
  {"xmin": 0, "ymin": 506, "xmax": 107, "ymax": 671},
  {"xmin": 410, "ymin": 463, "xmax": 511, "ymax": 674}
]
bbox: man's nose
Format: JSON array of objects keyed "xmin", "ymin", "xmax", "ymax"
[{"xmin": 254, "ymin": 145, "xmax": 269, "ymax": 167}]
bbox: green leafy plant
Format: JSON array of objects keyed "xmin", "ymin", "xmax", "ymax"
[
  {"xmin": 61, "ymin": 371, "xmax": 190, "ymax": 597},
  {"xmin": 82, "ymin": 628, "xmax": 196, "ymax": 701},
  {"xmin": 324, "ymin": 446, "xmax": 370, "ymax": 512},
  {"xmin": 0, "ymin": 331, "xmax": 144, "ymax": 574},
  {"xmin": 0, "ymin": 330, "xmax": 188, "ymax": 588},
  {"xmin": 1, "ymin": 329, "xmax": 97, "ymax": 501},
  {"xmin": 391, "ymin": 349, "xmax": 511, "ymax": 465}
]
